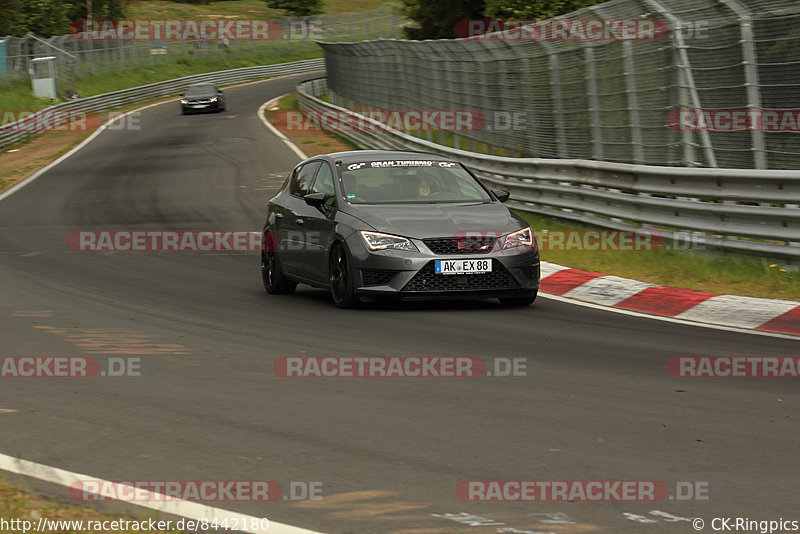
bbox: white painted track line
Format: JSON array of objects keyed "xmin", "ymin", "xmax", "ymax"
[{"xmin": 0, "ymin": 453, "xmax": 324, "ymax": 534}]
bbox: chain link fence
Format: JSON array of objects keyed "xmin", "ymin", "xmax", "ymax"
[
  {"xmin": 321, "ymin": 0, "xmax": 800, "ymax": 169},
  {"xmin": 0, "ymin": 7, "xmax": 402, "ymax": 95}
]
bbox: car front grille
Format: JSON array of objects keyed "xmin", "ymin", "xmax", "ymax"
[
  {"xmin": 402, "ymin": 261, "xmax": 518, "ymax": 292},
  {"xmin": 423, "ymin": 236, "xmax": 497, "ymax": 255},
  {"xmin": 361, "ymin": 269, "xmax": 402, "ymax": 286}
]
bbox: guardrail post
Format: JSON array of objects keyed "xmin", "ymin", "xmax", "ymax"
[{"xmin": 720, "ymin": 0, "xmax": 767, "ymax": 169}]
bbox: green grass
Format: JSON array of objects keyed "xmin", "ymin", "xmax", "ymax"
[
  {"xmin": 75, "ymin": 48, "xmax": 322, "ymax": 99},
  {"xmin": 1, "ymin": 0, "xmax": 398, "ymax": 115},
  {"xmin": 0, "ymin": 81, "xmax": 57, "ymax": 116},
  {"xmin": 517, "ymin": 210, "xmax": 800, "ymax": 301},
  {"xmin": 0, "ymin": 47, "xmax": 323, "ymax": 116},
  {"xmin": 0, "ymin": 475, "xmax": 183, "ymax": 534}
]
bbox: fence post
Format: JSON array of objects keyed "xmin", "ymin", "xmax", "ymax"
[
  {"xmin": 584, "ymin": 46, "xmax": 604, "ymax": 161},
  {"xmin": 720, "ymin": 0, "xmax": 767, "ymax": 169},
  {"xmin": 645, "ymin": 0, "xmax": 718, "ymax": 167},
  {"xmin": 622, "ymin": 41, "xmax": 645, "ymax": 164},
  {"xmin": 541, "ymin": 41, "xmax": 568, "ymax": 158}
]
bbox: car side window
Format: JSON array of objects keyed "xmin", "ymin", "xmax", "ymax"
[
  {"xmin": 290, "ymin": 161, "xmax": 321, "ymax": 197},
  {"xmin": 310, "ymin": 163, "xmax": 335, "ymax": 204}
]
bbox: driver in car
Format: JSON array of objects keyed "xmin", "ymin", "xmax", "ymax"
[{"xmin": 417, "ymin": 178, "xmax": 432, "ymax": 198}]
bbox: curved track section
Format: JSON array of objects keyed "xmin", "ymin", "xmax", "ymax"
[{"xmin": 0, "ymin": 74, "xmax": 798, "ymax": 533}]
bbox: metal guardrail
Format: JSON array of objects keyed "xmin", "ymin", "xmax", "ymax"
[
  {"xmin": 297, "ymin": 77, "xmax": 800, "ymax": 260},
  {"xmin": 0, "ymin": 58, "xmax": 325, "ymax": 151}
]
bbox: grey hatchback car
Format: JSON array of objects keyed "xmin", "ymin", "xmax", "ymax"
[
  {"xmin": 180, "ymin": 82, "xmax": 225, "ymax": 114},
  {"xmin": 261, "ymin": 150, "xmax": 540, "ymax": 308}
]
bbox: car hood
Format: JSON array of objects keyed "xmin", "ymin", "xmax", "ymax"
[{"xmin": 345, "ymin": 202, "xmax": 526, "ymax": 239}]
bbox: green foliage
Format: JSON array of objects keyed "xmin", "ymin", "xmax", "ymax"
[
  {"xmin": 400, "ymin": 0, "xmax": 485, "ymax": 40},
  {"xmin": 2, "ymin": 0, "xmax": 128, "ymax": 37},
  {"xmin": 484, "ymin": 0, "xmax": 603, "ymax": 20},
  {"xmin": 66, "ymin": 0, "xmax": 126, "ymax": 20},
  {"xmin": 399, "ymin": 0, "xmax": 605, "ymax": 40},
  {"xmin": 264, "ymin": 0, "xmax": 323, "ymax": 17},
  {"xmin": 20, "ymin": 0, "xmax": 72, "ymax": 37},
  {"xmin": 0, "ymin": 0, "xmax": 26, "ymax": 36}
]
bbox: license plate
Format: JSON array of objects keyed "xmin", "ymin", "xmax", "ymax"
[
  {"xmin": 435, "ymin": 259, "xmax": 492, "ymax": 274},
  {"xmin": 192, "ymin": 104, "xmax": 206, "ymax": 108}
]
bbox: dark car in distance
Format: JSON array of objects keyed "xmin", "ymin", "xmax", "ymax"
[
  {"xmin": 261, "ymin": 150, "xmax": 540, "ymax": 308},
  {"xmin": 180, "ymin": 82, "xmax": 225, "ymax": 114}
]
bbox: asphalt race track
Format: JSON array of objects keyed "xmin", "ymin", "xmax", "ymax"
[{"xmin": 1, "ymin": 73, "xmax": 798, "ymax": 533}]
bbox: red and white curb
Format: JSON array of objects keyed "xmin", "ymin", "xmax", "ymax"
[{"xmin": 540, "ymin": 262, "xmax": 800, "ymax": 336}]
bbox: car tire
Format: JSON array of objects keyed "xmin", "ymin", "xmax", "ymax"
[
  {"xmin": 329, "ymin": 243, "xmax": 360, "ymax": 308},
  {"xmin": 499, "ymin": 290, "xmax": 537, "ymax": 307},
  {"xmin": 262, "ymin": 251, "xmax": 296, "ymax": 295}
]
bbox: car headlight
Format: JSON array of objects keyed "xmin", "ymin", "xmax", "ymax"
[
  {"xmin": 210, "ymin": 97, "xmax": 218, "ymax": 103},
  {"xmin": 502, "ymin": 227, "xmax": 534, "ymax": 249},
  {"xmin": 360, "ymin": 231, "xmax": 418, "ymax": 251},
  {"xmin": 180, "ymin": 99, "xmax": 188, "ymax": 104}
]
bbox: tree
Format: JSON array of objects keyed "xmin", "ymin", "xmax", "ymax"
[
  {"xmin": 484, "ymin": 0, "xmax": 604, "ymax": 20},
  {"xmin": 0, "ymin": 0, "xmax": 26, "ymax": 36},
  {"xmin": 264, "ymin": 0, "xmax": 323, "ymax": 17},
  {"xmin": 21, "ymin": 0, "xmax": 72, "ymax": 37},
  {"xmin": 401, "ymin": 0, "xmax": 485, "ymax": 40},
  {"xmin": 66, "ymin": 0, "xmax": 126, "ymax": 22}
]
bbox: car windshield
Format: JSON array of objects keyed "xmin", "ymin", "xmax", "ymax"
[
  {"xmin": 339, "ymin": 160, "xmax": 492, "ymax": 204},
  {"xmin": 184, "ymin": 84, "xmax": 216, "ymax": 97}
]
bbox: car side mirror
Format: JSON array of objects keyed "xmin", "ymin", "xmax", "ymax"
[
  {"xmin": 179, "ymin": 93, "xmax": 183, "ymax": 96},
  {"xmin": 492, "ymin": 189, "xmax": 510, "ymax": 203},
  {"xmin": 304, "ymin": 192, "xmax": 326, "ymax": 208},
  {"xmin": 217, "ymin": 90, "xmax": 223, "ymax": 95}
]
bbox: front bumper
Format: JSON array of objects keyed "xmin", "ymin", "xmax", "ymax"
[
  {"xmin": 182, "ymin": 100, "xmax": 220, "ymax": 112},
  {"xmin": 345, "ymin": 234, "xmax": 540, "ymax": 301}
]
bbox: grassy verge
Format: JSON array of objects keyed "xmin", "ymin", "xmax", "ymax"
[
  {"xmin": 1, "ymin": 48, "xmax": 323, "ymax": 116},
  {"xmin": 0, "ymin": 475, "xmax": 181, "ymax": 533},
  {"xmin": 267, "ymin": 95, "xmax": 800, "ymax": 301},
  {"xmin": 266, "ymin": 92, "xmax": 358, "ymax": 156},
  {"xmin": 126, "ymin": 0, "xmax": 398, "ymax": 19}
]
